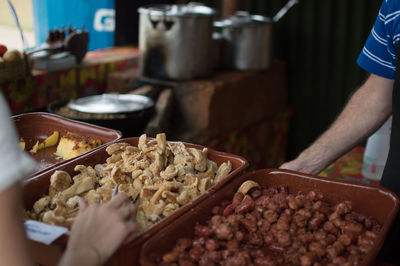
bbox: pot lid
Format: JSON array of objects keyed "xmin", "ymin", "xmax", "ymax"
[
  {"xmin": 138, "ymin": 3, "xmax": 215, "ymax": 17},
  {"xmin": 214, "ymin": 11, "xmax": 271, "ymax": 27},
  {"xmin": 67, "ymin": 93, "xmax": 154, "ymax": 114}
]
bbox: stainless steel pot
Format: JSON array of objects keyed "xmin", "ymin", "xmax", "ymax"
[
  {"xmin": 138, "ymin": 3, "xmax": 215, "ymax": 80},
  {"xmin": 215, "ymin": 0, "xmax": 298, "ymax": 70}
]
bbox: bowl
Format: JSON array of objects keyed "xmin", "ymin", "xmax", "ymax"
[
  {"xmin": 12, "ymin": 112, "xmax": 122, "ymax": 178},
  {"xmin": 140, "ymin": 169, "xmax": 400, "ymax": 266},
  {"xmin": 47, "ymin": 98, "xmax": 154, "ymax": 137},
  {"xmin": 23, "ymin": 137, "xmax": 248, "ymax": 266}
]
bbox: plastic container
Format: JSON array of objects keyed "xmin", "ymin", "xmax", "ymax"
[
  {"xmin": 32, "ymin": 0, "xmax": 115, "ymax": 51},
  {"xmin": 362, "ymin": 117, "xmax": 392, "ymax": 181},
  {"xmin": 140, "ymin": 169, "xmax": 400, "ymax": 266}
]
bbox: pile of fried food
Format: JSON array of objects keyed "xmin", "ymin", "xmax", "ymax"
[
  {"xmin": 25, "ymin": 133, "xmax": 232, "ymax": 232},
  {"xmin": 161, "ymin": 181, "xmax": 381, "ymax": 266}
]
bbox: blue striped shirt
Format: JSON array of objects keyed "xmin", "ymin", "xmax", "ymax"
[{"xmin": 357, "ymin": 0, "xmax": 400, "ymax": 79}]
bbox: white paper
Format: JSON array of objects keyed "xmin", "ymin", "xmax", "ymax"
[{"xmin": 24, "ymin": 220, "xmax": 68, "ymax": 245}]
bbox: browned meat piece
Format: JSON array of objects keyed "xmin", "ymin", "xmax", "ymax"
[
  {"xmin": 308, "ymin": 241, "xmax": 325, "ymax": 258},
  {"xmin": 189, "ymin": 246, "xmax": 204, "ymax": 262},
  {"xmin": 300, "ymin": 252, "xmax": 315, "ymax": 266},
  {"xmin": 276, "ymin": 213, "xmax": 291, "ymax": 231},
  {"xmin": 276, "ymin": 230, "xmax": 292, "ymax": 247},
  {"xmin": 326, "ymin": 241, "xmax": 345, "ymax": 258},
  {"xmin": 263, "ymin": 209, "xmax": 279, "ymax": 224},
  {"xmin": 308, "ymin": 213, "xmax": 325, "ymax": 231},
  {"xmin": 235, "ymin": 195, "xmax": 255, "ymax": 214},
  {"xmin": 194, "ymin": 224, "xmax": 211, "ymax": 238},
  {"xmin": 215, "ymin": 224, "xmax": 233, "ymax": 240},
  {"xmin": 205, "ymin": 238, "xmax": 219, "ymax": 251}
]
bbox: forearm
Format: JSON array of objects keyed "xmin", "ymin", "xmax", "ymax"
[
  {"xmin": 58, "ymin": 246, "xmax": 100, "ymax": 266},
  {"xmin": 294, "ymin": 74, "xmax": 393, "ymax": 174}
]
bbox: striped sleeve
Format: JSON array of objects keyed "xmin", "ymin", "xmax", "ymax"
[{"xmin": 357, "ymin": 0, "xmax": 396, "ymax": 79}]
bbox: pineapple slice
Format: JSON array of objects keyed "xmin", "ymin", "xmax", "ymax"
[{"xmin": 30, "ymin": 131, "xmax": 59, "ymax": 153}]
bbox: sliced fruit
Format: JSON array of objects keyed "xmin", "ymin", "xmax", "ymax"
[
  {"xmin": 29, "ymin": 131, "xmax": 60, "ymax": 153},
  {"xmin": 19, "ymin": 139, "xmax": 26, "ymax": 150},
  {"xmin": 30, "ymin": 141, "xmax": 42, "ymax": 153},
  {"xmin": 43, "ymin": 131, "xmax": 59, "ymax": 148}
]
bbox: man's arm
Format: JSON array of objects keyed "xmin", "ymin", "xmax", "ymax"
[
  {"xmin": 281, "ymin": 73, "xmax": 394, "ymax": 175},
  {"xmin": 0, "ymin": 182, "xmax": 33, "ymax": 266}
]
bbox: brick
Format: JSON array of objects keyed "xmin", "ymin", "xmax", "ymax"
[
  {"xmin": 169, "ymin": 61, "xmax": 288, "ymax": 144},
  {"xmin": 145, "ymin": 89, "xmax": 174, "ymax": 137}
]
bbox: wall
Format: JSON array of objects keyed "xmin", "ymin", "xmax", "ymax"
[{"xmin": 192, "ymin": 0, "xmax": 382, "ymax": 158}]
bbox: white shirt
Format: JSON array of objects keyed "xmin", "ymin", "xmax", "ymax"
[{"xmin": 0, "ymin": 96, "xmax": 36, "ymax": 193}]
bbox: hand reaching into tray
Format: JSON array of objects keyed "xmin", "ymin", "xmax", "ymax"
[{"xmin": 59, "ymin": 193, "xmax": 138, "ymax": 266}]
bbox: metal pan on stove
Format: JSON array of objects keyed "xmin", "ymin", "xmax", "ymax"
[{"xmin": 48, "ymin": 93, "xmax": 155, "ymax": 137}]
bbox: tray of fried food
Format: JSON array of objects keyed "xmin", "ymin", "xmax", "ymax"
[{"xmin": 22, "ymin": 133, "xmax": 248, "ymax": 266}]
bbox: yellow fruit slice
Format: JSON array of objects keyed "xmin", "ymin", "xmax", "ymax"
[
  {"xmin": 43, "ymin": 131, "xmax": 59, "ymax": 148},
  {"xmin": 30, "ymin": 141, "xmax": 41, "ymax": 153},
  {"xmin": 19, "ymin": 140, "xmax": 26, "ymax": 150},
  {"xmin": 29, "ymin": 131, "xmax": 59, "ymax": 153}
]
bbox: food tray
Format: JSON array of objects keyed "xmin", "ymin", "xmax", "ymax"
[
  {"xmin": 140, "ymin": 169, "xmax": 400, "ymax": 266},
  {"xmin": 22, "ymin": 137, "xmax": 248, "ymax": 266},
  {"xmin": 12, "ymin": 112, "xmax": 122, "ymax": 177}
]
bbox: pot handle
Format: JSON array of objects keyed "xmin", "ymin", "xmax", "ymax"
[
  {"xmin": 147, "ymin": 13, "xmax": 175, "ymax": 31},
  {"xmin": 148, "ymin": 15, "xmax": 161, "ymax": 29},
  {"xmin": 272, "ymin": 0, "xmax": 298, "ymax": 23}
]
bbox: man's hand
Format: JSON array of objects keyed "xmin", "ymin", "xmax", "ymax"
[
  {"xmin": 59, "ymin": 193, "xmax": 138, "ymax": 266},
  {"xmin": 281, "ymin": 74, "xmax": 393, "ymax": 176},
  {"xmin": 280, "ymin": 150, "xmax": 326, "ymax": 175}
]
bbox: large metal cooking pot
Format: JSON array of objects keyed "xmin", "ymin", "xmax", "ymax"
[
  {"xmin": 215, "ymin": 0, "xmax": 298, "ymax": 70},
  {"xmin": 138, "ymin": 3, "xmax": 216, "ymax": 80}
]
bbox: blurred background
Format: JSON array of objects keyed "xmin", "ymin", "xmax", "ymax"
[{"xmin": 0, "ymin": 0, "xmax": 382, "ymax": 159}]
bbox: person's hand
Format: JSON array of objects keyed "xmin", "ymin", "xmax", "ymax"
[
  {"xmin": 59, "ymin": 193, "xmax": 138, "ymax": 266},
  {"xmin": 280, "ymin": 159, "xmax": 303, "ymax": 172},
  {"xmin": 279, "ymin": 155, "xmax": 325, "ymax": 175}
]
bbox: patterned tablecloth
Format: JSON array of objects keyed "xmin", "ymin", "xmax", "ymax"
[
  {"xmin": 0, "ymin": 47, "xmax": 139, "ymax": 114},
  {"xmin": 318, "ymin": 146, "xmax": 380, "ymax": 185}
]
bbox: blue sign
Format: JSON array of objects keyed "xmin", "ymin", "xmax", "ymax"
[{"xmin": 32, "ymin": 0, "xmax": 115, "ymax": 51}]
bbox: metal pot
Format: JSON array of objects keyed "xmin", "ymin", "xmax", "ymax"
[
  {"xmin": 47, "ymin": 94, "xmax": 155, "ymax": 137},
  {"xmin": 138, "ymin": 3, "xmax": 216, "ymax": 80},
  {"xmin": 215, "ymin": 0, "xmax": 298, "ymax": 70}
]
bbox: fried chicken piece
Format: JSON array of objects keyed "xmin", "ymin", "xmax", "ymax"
[
  {"xmin": 33, "ymin": 196, "xmax": 51, "ymax": 214},
  {"xmin": 49, "ymin": 171, "xmax": 72, "ymax": 197},
  {"xmin": 106, "ymin": 142, "xmax": 131, "ymax": 155},
  {"xmin": 73, "ymin": 165, "xmax": 98, "ymax": 183},
  {"xmin": 58, "ymin": 176, "xmax": 97, "ymax": 201},
  {"xmin": 215, "ymin": 161, "xmax": 232, "ymax": 183},
  {"xmin": 188, "ymin": 147, "xmax": 208, "ymax": 172}
]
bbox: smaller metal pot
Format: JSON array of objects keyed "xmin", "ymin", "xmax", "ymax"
[
  {"xmin": 215, "ymin": 0, "xmax": 298, "ymax": 71},
  {"xmin": 215, "ymin": 12, "xmax": 272, "ymax": 70}
]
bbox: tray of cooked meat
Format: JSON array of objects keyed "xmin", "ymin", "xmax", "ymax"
[{"xmin": 140, "ymin": 169, "xmax": 400, "ymax": 266}]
